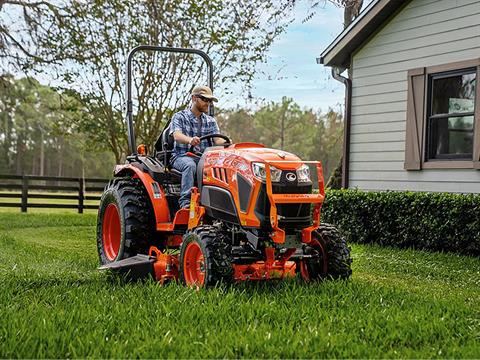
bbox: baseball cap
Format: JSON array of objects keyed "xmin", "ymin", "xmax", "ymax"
[{"xmin": 191, "ymin": 85, "xmax": 218, "ymax": 102}]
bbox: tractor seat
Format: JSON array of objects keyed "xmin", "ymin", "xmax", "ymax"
[
  {"xmin": 154, "ymin": 122, "xmax": 203, "ymax": 186},
  {"xmin": 154, "ymin": 123, "xmax": 182, "ymax": 180}
]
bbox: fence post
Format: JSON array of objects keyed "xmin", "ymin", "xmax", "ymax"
[
  {"xmin": 21, "ymin": 176, "xmax": 28, "ymax": 213},
  {"xmin": 78, "ymin": 177, "xmax": 85, "ymax": 214}
]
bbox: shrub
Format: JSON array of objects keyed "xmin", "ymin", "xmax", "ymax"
[{"xmin": 322, "ymin": 189, "xmax": 480, "ymax": 257}]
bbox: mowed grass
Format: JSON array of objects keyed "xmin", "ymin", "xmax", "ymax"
[{"xmin": 0, "ymin": 212, "xmax": 479, "ymax": 358}]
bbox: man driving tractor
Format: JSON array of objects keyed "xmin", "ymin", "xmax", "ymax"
[
  {"xmin": 97, "ymin": 45, "xmax": 352, "ymax": 288},
  {"xmin": 169, "ymin": 85, "xmax": 225, "ymax": 208}
]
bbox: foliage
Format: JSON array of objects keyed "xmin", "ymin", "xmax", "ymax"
[
  {"xmin": 0, "ymin": 212, "xmax": 479, "ymax": 358},
  {"xmin": 0, "ymin": 1, "xmax": 62, "ymax": 70},
  {"xmin": 13, "ymin": 0, "xmax": 294, "ymax": 162},
  {"xmin": 216, "ymin": 98, "xmax": 343, "ymax": 180},
  {"xmin": 0, "ymin": 0, "xmax": 362, "ymax": 171},
  {"xmin": 308, "ymin": 108, "xmax": 343, "ymax": 181},
  {"xmin": 322, "ymin": 189, "xmax": 480, "ymax": 257},
  {"xmin": 0, "ymin": 75, "xmax": 115, "ymax": 177},
  {"xmin": 303, "ymin": 0, "xmax": 366, "ymax": 188}
]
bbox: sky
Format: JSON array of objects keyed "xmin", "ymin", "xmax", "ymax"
[
  {"xmin": 222, "ymin": 1, "xmax": 346, "ymax": 113},
  {"xmin": 2, "ymin": 1, "xmax": 347, "ymax": 114}
]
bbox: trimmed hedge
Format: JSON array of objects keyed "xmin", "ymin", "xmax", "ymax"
[{"xmin": 322, "ymin": 189, "xmax": 480, "ymax": 257}]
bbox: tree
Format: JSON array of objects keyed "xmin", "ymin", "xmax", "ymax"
[
  {"xmin": 0, "ymin": 76, "xmax": 115, "ymax": 177},
  {"xmin": 301, "ymin": 0, "xmax": 365, "ymax": 187},
  {"xmin": 0, "ymin": 1, "xmax": 69, "ymax": 72},
  {"xmin": 0, "ymin": 0, "xmax": 363, "ymax": 170},
  {"xmin": 217, "ymin": 98, "xmax": 344, "ymax": 180},
  {"xmin": 215, "ymin": 107, "xmax": 257, "ymax": 144},
  {"xmin": 20, "ymin": 0, "xmax": 295, "ymax": 162},
  {"xmin": 338, "ymin": 0, "xmax": 364, "ymax": 28},
  {"xmin": 254, "ymin": 97, "xmax": 317, "ymax": 159},
  {"xmin": 308, "ymin": 108, "xmax": 344, "ymax": 180},
  {"xmin": 300, "ymin": 0, "xmax": 364, "ymax": 27}
]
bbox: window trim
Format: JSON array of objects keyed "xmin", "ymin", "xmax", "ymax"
[
  {"xmin": 425, "ymin": 67, "xmax": 476, "ymax": 162},
  {"xmin": 421, "ymin": 59, "xmax": 480, "ymax": 170}
]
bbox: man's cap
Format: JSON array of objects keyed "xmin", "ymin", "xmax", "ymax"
[{"xmin": 191, "ymin": 85, "xmax": 218, "ymax": 102}]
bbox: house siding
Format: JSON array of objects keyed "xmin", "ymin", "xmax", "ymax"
[{"xmin": 349, "ymin": 0, "xmax": 480, "ymax": 193}]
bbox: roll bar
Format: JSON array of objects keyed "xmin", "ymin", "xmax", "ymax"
[{"xmin": 125, "ymin": 45, "xmax": 214, "ymax": 154}]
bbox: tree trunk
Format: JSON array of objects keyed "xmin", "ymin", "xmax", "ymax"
[
  {"xmin": 15, "ymin": 126, "xmax": 25, "ymax": 175},
  {"xmin": 343, "ymin": 0, "xmax": 364, "ymax": 28},
  {"xmin": 280, "ymin": 109, "xmax": 285, "ymax": 150},
  {"xmin": 57, "ymin": 137, "xmax": 63, "ymax": 177},
  {"xmin": 39, "ymin": 128, "xmax": 44, "ymax": 176},
  {"xmin": 3, "ymin": 111, "xmax": 12, "ymax": 172},
  {"xmin": 31, "ymin": 151, "xmax": 36, "ymax": 175}
]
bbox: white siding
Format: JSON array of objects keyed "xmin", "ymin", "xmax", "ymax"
[{"xmin": 349, "ymin": 0, "xmax": 480, "ymax": 193}]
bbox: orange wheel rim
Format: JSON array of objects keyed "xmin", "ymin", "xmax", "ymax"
[
  {"xmin": 103, "ymin": 203, "xmax": 121, "ymax": 261},
  {"xmin": 183, "ymin": 241, "xmax": 205, "ymax": 286}
]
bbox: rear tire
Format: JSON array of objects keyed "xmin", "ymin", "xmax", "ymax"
[
  {"xmin": 179, "ymin": 225, "xmax": 233, "ymax": 288},
  {"xmin": 300, "ymin": 223, "xmax": 352, "ymax": 281},
  {"xmin": 97, "ymin": 177, "xmax": 154, "ymax": 265}
]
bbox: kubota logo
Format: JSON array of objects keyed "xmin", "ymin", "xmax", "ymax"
[{"xmin": 286, "ymin": 173, "xmax": 296, "ymax": 182}]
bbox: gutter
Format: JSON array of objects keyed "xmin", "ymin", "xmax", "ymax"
[{"xmin": 318, "ymin": 61, "xmax": 352, "ymax": 189}]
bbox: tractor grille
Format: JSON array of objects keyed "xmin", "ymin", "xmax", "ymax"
[
  {"xmin": 254, "ymin": 181, "xmax": 312, "ymax": 230},
  {"xmin": 274, "ymin": 183, "xmax": 312, "ymax": 228}
]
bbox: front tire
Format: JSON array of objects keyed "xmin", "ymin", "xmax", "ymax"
[
  {"xmin": 300, "ymin": 223, "xmax": 352, "ymax": 281},
  {"xmin": 96, "ymin": 177, "xmax": 154, "ymax": 265},
  {"xmin": 179, "ymin": 225, "xmax": 233, "ymax": 288}
]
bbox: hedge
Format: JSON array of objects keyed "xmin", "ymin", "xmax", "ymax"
[{"xmin": 321, "ymin": 189, "xmax": 480, "ymax": 257}]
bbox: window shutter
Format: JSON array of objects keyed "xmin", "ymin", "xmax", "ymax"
[{"xmin": 404, "ymin": 67, "xmax": 426, "ymax": 170}]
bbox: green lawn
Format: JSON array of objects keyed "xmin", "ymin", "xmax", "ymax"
[{"xmin": 0, "ymin": 211, "xmax": 479, "ymax": 358}]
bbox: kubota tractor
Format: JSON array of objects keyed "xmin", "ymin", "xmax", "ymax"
[{"xmin": 97, "ymin": 45, "xmax": 352, "ymax": 287}]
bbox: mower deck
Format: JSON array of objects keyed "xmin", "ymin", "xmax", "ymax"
[{"xmin": 99, "ymin": 254, "xmax": 156, "ymax": 280}]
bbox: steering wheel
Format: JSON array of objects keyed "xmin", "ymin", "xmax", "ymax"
[{"xmin": 188, "ymin": 133, "xmax": 232, "ymax": 156}]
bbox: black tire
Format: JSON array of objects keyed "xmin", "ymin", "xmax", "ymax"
[
  {"xmin": 302, "ymin": 223, "xmax": 352, "ymax": 281},
  {"xmin": 96, "ymin": 177, "xmax": 155, "ymax": 265},
  {"xmin": 179, "ymin": 225, "xmax": 233, "ymax": 288}
]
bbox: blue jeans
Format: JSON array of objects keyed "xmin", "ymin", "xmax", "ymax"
[{"xmin": 171, "ymin": 155, "xmax": 199, "ymax": 208}]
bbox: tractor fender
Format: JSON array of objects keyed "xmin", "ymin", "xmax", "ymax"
[{"xmin": 114, "ymin": 164, "xmax": 170, "ymax": 223}]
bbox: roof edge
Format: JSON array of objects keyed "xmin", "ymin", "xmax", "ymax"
[{"xmin": 320, "ymin": 0, "xmax": 408, "ymax": 68}]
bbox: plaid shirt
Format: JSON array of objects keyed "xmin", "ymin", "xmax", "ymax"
[{"xmin": 169, "ymin": 108, "xmax": 220, "ymax": 161}]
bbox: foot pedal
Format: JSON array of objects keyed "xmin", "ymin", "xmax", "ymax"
[{"xmin": 99, "ymin": 254, "xmax": 155, "ymax": 281}]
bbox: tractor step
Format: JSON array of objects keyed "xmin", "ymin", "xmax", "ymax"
[{"xmin": 98, "ymin": 254, "xmax": 155, "ymax": 281}]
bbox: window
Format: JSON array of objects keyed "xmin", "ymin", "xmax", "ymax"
[
  {"xmin": 404, "ymin": 60, "xmax": 480, "ymax": 170},
  {"xmin": 427, "ymin": 69, "xmax": 476, "ymax": 160}
]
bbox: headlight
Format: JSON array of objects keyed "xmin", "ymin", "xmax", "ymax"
[
  {"xmin": 296, "ymin": 164, "xmax": 311, "ymax": 183},
  {"xmin": 252, "ymin": 162, "xmax": 282, "ymax": 182}
]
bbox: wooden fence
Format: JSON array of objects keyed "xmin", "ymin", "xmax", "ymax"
[{"xmin": 0, "ymin": 174, "xmax": 110, "ymax": 213}]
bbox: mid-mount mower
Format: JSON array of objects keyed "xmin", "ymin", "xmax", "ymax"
[{"xmin": 97, "ymin": 45, "xmax": 352, "ymax": 288}]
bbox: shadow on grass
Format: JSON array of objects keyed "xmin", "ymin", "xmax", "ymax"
[
  {"xmin": 100, "ymin": 267, "xmax": 352, "ymax": 292},
  {"xmin": 5, "ymin": 276, "xmax": 105, "ymax": 292}
]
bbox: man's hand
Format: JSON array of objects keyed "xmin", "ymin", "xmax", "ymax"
[
  {"xmin": 172, "ymin": 131, "xmax": 201, "ymax": 146},
  {"xmin": 189, "ymin": 136, "xmax": 201, "ymax": 146}
]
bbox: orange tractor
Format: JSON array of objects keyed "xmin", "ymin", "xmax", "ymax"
[{"xmin": 97, "ymin": 45, "xmax": 352, "ymax": 287}]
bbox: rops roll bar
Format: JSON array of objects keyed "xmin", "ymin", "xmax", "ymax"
[{"xmin": 125, "ymin": 45, "xmax": 214, "ymax": 154}]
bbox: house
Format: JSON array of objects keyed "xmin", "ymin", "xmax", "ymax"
[{"xmin": 319, "ymin": 0, "xmax": 480, "ymax": 193}]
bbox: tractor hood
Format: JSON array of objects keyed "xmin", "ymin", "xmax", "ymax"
[{"xmin": 228, "ymin": 143, "xmax": 302, "ymax": 169}]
